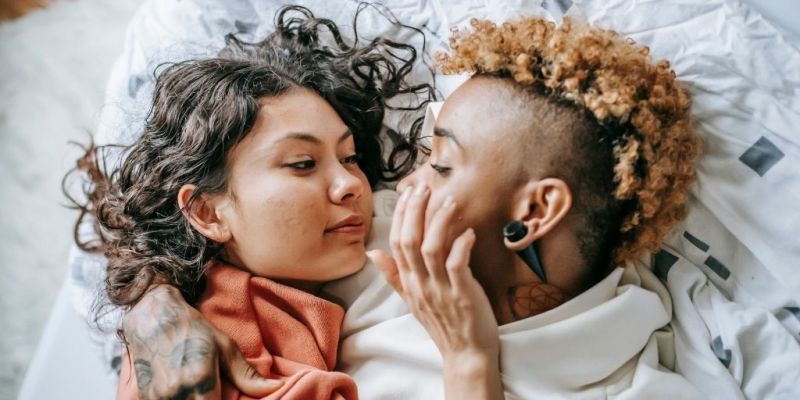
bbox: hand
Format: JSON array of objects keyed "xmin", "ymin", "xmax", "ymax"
[
  {"xmin": 367, "ymin": 184, "xmax": 499, "ymax": 363},
  {"xmin": 122, "ymin": 285, "xmax": 282, "ymax": 399}
]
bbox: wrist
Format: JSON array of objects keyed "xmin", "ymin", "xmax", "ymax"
[
  {"xmin": 442, "ymin": 350, "xmax": 503, "ymax": 400},
  {"xmin": 144, "ymin": 282, "xmax": 181, "ymax": 299},
  {"xmin": 443, "ymin": 349, "xmax": 499, "ymax": 379}
]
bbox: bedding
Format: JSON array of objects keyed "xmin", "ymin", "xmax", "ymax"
[{"xmin": 59, "ymin": 0, "xmax": 800, "ymax": 398}]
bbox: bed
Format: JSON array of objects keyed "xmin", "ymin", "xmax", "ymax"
[{"xmin": 18, "ymin": 0, "xmax": 800, "ymax": 398}]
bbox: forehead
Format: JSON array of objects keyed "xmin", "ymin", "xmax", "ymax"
[
  {"xmin": 231, "ymin": 89, "xmax": 351, "ymax": 160},
  {"xmin": 435, "ymin": 76, "xmax": 532, "ymax": 152},
  {"xmin": 257, "ymin": 89, "xmax": 347, "ymax": 134}
]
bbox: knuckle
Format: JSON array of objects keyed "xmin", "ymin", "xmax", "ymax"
[
  {"xmin": 217, "ymin": 337, "xmax": 235, "ymax": 358},
  {"xmin": 420, "ymin": 243, "xmax": 439, "ymax": 260},
  {"xmin": 412, "ymin": 300, "xmax": 427, "ymax": 314},
  {"xmin": 420, "ymin": 289, "xmax": 434, "ymax": 304},
  {"xmin": 457, "ymin": 299, "xmax": 473, "ymax": 310},
  {"xmin": 445, "ymin": 260, "xmax": 465, "ymax": 273},
  {"xmin": 389, "ymin": 238, "xmax": 403, "ymax": 252},
  {"xmin": 400, "ymin": 237, "xmax": 418, "ymax": 252}
]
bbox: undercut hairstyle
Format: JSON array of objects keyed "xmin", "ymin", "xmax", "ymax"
[
  {"xmin": 64, "ymin": 5, "xmax": 434, "ymax": 316},
  {"xmin": 437, "ymin": 17, "xmax": 702, "ymax": 273}
]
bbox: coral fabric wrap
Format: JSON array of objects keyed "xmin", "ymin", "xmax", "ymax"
[{"xmin": 117, "ymin": 263, "xmax": 358, "ymax": 400}]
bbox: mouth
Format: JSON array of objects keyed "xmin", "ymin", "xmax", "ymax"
[{"xmin": 325, "ymin": 214, "xmax": 366, "ymax": 235}]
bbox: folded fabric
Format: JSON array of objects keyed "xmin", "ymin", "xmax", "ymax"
[
  {"xmin": 117, "ymin": 263, "xmax": 357, "ymax": 400},
  {"xmin": 326, "ymin": 244, "xmax": 703, "ymax": 398}
]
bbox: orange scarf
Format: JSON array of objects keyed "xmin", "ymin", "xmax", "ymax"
[{"xmin": 117, "ymin": 263, "xmax": 358, "ymax": 400}]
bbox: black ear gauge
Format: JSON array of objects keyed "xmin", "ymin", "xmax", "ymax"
[{"xmin": 503, "ymin": 221, "xmax": 547, "ymax": 283}]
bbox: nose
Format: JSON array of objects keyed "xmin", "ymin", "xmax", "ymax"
[{"xmin": 329, "ymin": 163, "xmax": 364, "ymax": 204}]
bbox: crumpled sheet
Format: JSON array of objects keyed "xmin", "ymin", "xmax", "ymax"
[{"xmin": 68, "ymin": 0, "xmax": 800, "ymax": 398}]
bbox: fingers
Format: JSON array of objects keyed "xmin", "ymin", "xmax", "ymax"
[
  {"xmin": 216, "ymin": 329, "xmax": 283, "ymax": 397},
  {"xmin": 445, "ymin": 228, "xmax": 477, "ymax": 293},
  {"xmin": 420, "ymin": 195, "xmax": 456, "ymax": 285},
  {"xmin": 367, "ymin": 249, "xmax": 405, "ymax": 297},
  {"xmin": 398, "ymin": 184, "xmax": 430, "ymax": 279},
  {"xmin": 389, "ymin": 186, "xmax": 411, "ymax": 272}
]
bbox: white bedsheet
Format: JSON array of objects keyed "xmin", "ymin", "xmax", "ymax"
[
  {"xmin": 566, "ymin": 0, "xmax": 800, "ymax": 398},
  {"xmin": 44, "ymin": 0, "xmax": 800, "ymax": 398}
]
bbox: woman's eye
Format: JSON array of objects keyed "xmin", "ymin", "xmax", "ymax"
[
  {"xmin": 286, "ymin": 159, "xmax": 316, "ymax": 170},
  {"xmin": 342, "ymin": 153, "xmax": 362, "ymax": 165},
  {"xmin": 430, "ymin": 162, "xmax": 451, "ymax": 176}
]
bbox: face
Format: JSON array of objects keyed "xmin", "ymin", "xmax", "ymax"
[
  {"xmin": 213, "ymin": 89, "xmax": 373, "ymax": 282},
  {"xmin": 398, "ymin": 77, "xmax": 526, "ymax": 281}
]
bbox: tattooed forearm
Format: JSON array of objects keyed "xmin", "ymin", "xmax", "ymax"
[
  {"xmin": 125, "ymin": 286, "xmax": 184, "ymax": 351},
  {"xmin": 507, "ymin": 282, "xmax": 568, "ymax": 320},
  {"xmin": 169, "ymin": 375, "xmax": 218, "ymax": 400},
  {"xmin": 171, "ymin": 337, "xmax": 215, "ymax": 368},
  {"xmin": 134, "ymin": 359, "xmax": 154, "ymax": 389},
  {"xmin": 123, "ymin": 284, "xmax": 221, "ymax": 399}
]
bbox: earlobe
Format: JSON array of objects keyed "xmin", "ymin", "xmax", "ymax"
[
  {"xmin": 504, "ymin": 178, "xmax": 572, "ymax": 252},
  {"xmin": 177, "ymin": 184, "xmax": 232, "ymax": 243}
]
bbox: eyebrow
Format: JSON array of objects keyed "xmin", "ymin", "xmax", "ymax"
[
  {"xmin": 277, "ymin": 129, "xmax": 352, "ymax": 145},
  {"xmin": 433, "ymin": 127, "xmax": 463, "ymax": 149}
]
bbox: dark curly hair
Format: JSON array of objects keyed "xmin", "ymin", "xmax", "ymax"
[
  {"xmin": 436, "ymin": 17, "xmax": 702, "ymax": 275},
  {"xmin": 65, "ymin": 5, "xmax": 433, "ymax": 316}
]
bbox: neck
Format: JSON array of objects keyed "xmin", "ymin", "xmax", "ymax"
[
  {"xmin": 473, "ymin": 237, "xmax": 585, "ymax": 325},
  {"xmin": 275, "ymin": 278, "xmax": 323, "ymax": 294},
  {"xmin": 216, "ymin": 252, "xmax": 324, "ymax": 295}
]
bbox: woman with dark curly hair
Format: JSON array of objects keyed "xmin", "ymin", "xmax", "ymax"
[
  {"xmin": 70, "ymin": 5, "xmax": 434, "ymax": 399},
  {"xmin": 102, "ymin": 11, "xmax": 706, "ymax": 400}
]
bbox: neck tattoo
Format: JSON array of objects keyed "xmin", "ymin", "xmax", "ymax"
[{"xmin": 507, "ymin": 281, "xmax": 568, "ymax": 320}]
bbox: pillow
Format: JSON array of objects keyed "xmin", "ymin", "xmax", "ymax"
[{"xmin": 565, "ymin": 0, "xmax": 800, "ymax": 397}]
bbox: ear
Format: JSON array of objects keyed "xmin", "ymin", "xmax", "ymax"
[
  {"xmin": 177, "ymin": 184, "xmax": 232, "ymax": 243},
  {"xmin": 504, "ymin": 178, "xmax": 573, "ymax": 251}
]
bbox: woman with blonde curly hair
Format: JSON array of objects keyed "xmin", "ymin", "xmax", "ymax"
[
  {"xmin": 363, "ymin": 15, "xmax": 703, "ymax": 398},
  {"xmin": 123, "ymin": 15, "xmax": 704, "ymax": 399}
]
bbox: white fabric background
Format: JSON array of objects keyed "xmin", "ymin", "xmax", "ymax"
[
  {"xmin": 0, "ymin": 1, "xmax": 140, "ymax": 398},
  {"xmin": 5, "ymin": 0, "xmax": 799, "ymax": 398}
]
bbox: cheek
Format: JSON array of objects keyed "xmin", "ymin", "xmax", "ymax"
[
  {"xmin": 234, "ymin": 182, "xmax": 327, "ymax": 245},
  {"xmin": 428, "ymin": 172, "xmax": 510, "ymax": 239},
  {"xmin": 425, "ymin": 178, "xmax": 473, "ymax": 232}
]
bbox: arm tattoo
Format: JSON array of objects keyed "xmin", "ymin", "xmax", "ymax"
[
  {"xmin": 124, "ymin": 286, "xmax": 219, "ymax": 398},
  {"xmin": 126, "ymin": 288, "xmax": 184, "ymax": 355},
  {"xmin": 170, "ymin": 337, "xmax": 215, "ymax": 368},
  {"xmin": 133, "ymin": 359, "xmax": 153, "ymax": 390},
  {"xmin": 169, "ymin": 375, "xmax": 218, "ymax": 400}
]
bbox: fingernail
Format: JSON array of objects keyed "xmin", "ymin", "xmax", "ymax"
[
  {"xmin": 414, "ymin": 184, "xmax": 427, "ymax": 196},
  {"xmin": 443, "ymin": 195, "xmax": 454, "ymax": 208}
]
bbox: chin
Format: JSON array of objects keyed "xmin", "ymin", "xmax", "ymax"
[{"xmin": 329, "ymin": 246, "xmax": 368, "ymax": 279}]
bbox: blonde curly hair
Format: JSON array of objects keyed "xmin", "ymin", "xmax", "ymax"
[{"xmin": 436, "ymin": 17, "xmax": 702, "ymax": 267}]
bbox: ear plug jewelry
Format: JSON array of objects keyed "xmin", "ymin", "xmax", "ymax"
[{"xmin": 503, "ymin": 221, "xmax": 547, "ymax": 283}]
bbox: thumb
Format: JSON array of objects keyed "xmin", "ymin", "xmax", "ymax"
[
  {"xmin": 217, "ymin": 333, "xmax": 283, "ymax": 396},
  {"xmin": 367, "ymin": 249, "xmax": 404, "ymax": 297}
]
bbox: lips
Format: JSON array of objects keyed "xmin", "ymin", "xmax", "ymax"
[{"xmin": 325, "ymin": 214, "xmax": 366, "ymax": 235}]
